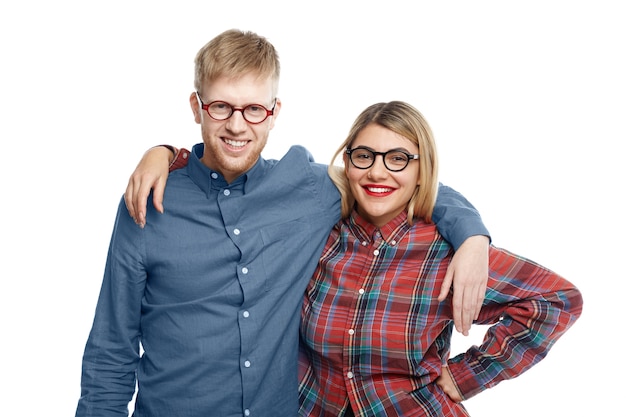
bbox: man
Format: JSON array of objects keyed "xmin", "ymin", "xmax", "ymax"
[{"xmin": 77, "ymin": 29, "xmax": 490, "ymax": 417}]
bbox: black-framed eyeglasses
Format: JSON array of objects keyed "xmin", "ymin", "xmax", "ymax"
[
  {"xmin": 196, "ymin": 92, "xmax": 276, "ymax": 124},
  {"xmin": 346, "ymin": 147, "xmax": 419, "ymax": 172}
]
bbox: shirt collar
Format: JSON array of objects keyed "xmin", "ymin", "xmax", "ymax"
[
  {"xmin": 187, "ymin": 143, "xmax": 266, "ymax": 196},
  {"xmin": 349, "ymin": 209, "xmax": 411, "ymax": 244}
]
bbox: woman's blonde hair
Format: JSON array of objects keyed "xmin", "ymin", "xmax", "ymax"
[
  {"xmin": 194, "ymin": 29, "xmax": 280, "ymax": 97},
  {"xmin": 328, "ymin": 101, "xmax": 439, "ymax": 224}
]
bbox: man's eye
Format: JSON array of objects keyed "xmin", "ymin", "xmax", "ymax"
[{"xmin": 211, "ymin": 103, "xmax": 229, "ymax": 111}]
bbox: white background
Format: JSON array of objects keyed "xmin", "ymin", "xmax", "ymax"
[{"xmin": 1, "ymin": 1, "xmax": 623, "ymax": 416}]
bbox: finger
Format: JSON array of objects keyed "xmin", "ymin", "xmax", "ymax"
[
  {"xmin": 473, "ymin": 281, "xmax": 486, "ymax": 320},
  {"xmin": 461, "ymin": 288, "xmax": 475, "ymax": 336},
  {"xmin": 152, "ymin": 178, "xmax": 165, "ymax": 214},
  {"xmin": 438, "ymin": 268, "xmax": 453, "ymax": 302},
  {"xmin": 124, "ymin": 179, "xmax": 138, "ymax": 223},
  {"xmin": 135, "ymin": 180, "xmax": 153, "ymax": 228},
  {"xmin": 452, "ymin": 287, "xmax": 467, "ymax": 336}
]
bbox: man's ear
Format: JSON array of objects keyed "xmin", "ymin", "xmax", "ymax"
[
  {"xmin": 189, "ymin": 92, "xmax": 201, "ymax": 124},
  {"xmin": 268, "ymin": 98, "xmax": 282, "ymax": 130}
]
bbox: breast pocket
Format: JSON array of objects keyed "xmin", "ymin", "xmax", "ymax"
[{"xmin": 259, "ymin": 219, "xmax": 313, "ymax": 291}]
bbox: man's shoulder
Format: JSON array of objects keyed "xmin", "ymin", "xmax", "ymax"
[
  {"xmin": 276, "ymin": 145, "xmax": 328, "ymax": 169},
  {"xmin": 260, "ymin": 146, "xmax": 328, "ymax": 183},
  {"xmin": 264, "ymin": 145, "xmax": 315, "ymax": 164},
  {"xmin": 285, "ymin": 144, "xmax": 313, "ymax": 158}
]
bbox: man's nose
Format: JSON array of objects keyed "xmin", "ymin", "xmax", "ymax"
[{"xmin": 225, "ymin": 110, "xmax": 248, "ymax": 133}]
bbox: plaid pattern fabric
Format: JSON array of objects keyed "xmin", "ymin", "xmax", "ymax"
[
  {"xmin": 298, "ymin": 210, "xmax": 582, "ymax": 417},
  {"xmin": 169, "ymin": 147, "xmax": 190, "ymax": 171}
]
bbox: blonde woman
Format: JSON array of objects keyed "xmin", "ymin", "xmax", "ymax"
[{"xmin": 297, "ymin": 101, "xmax": 583, "ymax": 416}]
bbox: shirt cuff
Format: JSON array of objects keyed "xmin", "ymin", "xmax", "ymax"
[
  {"xmin": 446, "ymin": 358, "xmax": 486, "ymax": 400},
  {"xmin": 169, "ymin": 148, "xmax": 190, "ymax": 172}
]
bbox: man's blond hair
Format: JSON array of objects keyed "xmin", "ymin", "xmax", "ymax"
[{"xmin": 194, "ymin": 29, "xmax": 280, "ymax": 97}]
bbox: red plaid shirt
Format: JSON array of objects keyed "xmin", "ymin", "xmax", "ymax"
[{"xmin": 298, "ymin": 210, "xmax": 582, "ymax": 417}]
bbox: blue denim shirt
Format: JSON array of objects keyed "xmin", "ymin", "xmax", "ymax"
[{"xmin": 76, "ymin": 144, "xmax": 489, "ymax": 417}]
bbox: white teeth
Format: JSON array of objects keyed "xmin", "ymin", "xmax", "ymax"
[
  {"xmin": 367, "ymin": 187, "xmax": 392, "ymax": 193},
  {"xmin": 224, "ymin": 139, "xmax": 247, "ymax": 148}
]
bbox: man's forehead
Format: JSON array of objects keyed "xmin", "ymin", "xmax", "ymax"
[{"xmin": 202, "ymin": 74, "xmax": 276, "ymax": 103}]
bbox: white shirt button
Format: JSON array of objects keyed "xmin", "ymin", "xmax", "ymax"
[
  {"xmin": 348, "ymin": 329, "xmax": 355, "ymax": 335},
  {"xmin": 358, "ymin": 288, "xmax": 365, "ymax": 295},
  {"xmin": 211, "ymin": 172, "xmax": 218, "ymax": 179},
  {"xmin": 244, "ymin": 409, "xmax": 250, "ymax": 416},
  {"xmin": 373, "ymin": 249, "xmax": 380, "ymax": 256},
  {"xmin": 243, "ymin": 311, "xmax": 250, "ymax": 318},
  {"xmin": 390, "ymin": 240, "xmax": 397, "ymax": 246},
  {"xmin": 224, "ymin": 189, "xmax": 231, "ymax": 196},
  {"xmin": 242, "ymin": 267, "xmax": 249, "ymax": 274},
  {"xmin": 234, "ymin": 228, "xmax": 240, "ymax": 235},
  {"xmin": 244, "ymin": 360, "xmax": 251, "ymax": 368},
  {"xmin": 362, "ymin": 241, "xmax": 368, "ymax": 246},
  {"xmin": 347, "ymin": 371, "xmax": 354, "ymax": 379}
]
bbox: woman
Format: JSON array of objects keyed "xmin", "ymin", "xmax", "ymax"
[{"xmin": 297, "ymin": 101, "xmax": 583, "ymax": 416}]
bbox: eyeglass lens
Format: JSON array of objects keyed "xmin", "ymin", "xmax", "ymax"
[
  {"xmin": 349, "ymin": 148, "xmax": 412, "ymax": 171},
  {"xmin": 207, "ymin": 101, "xmax": 272, "ymax": 124}
]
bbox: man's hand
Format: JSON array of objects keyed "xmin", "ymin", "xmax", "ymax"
[
  {"xmin": 438, "ymin": 235, "xmax": 489, "ymax": 336},
  {"xmin": 124, "ymin": 146, "xmax": 173, "ymax": 228}
]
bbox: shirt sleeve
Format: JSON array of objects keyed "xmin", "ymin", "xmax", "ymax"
[
  {"xmin": 446, "ymin": 246, "xmax": 584, "ymax": 400},
  {"xmin": 75, "ymin": 197, "xmax": 147, "ymax": 417},
  {"xmin": 432, "ymin": 183, "xmax": 491, "ymax": 250}
]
